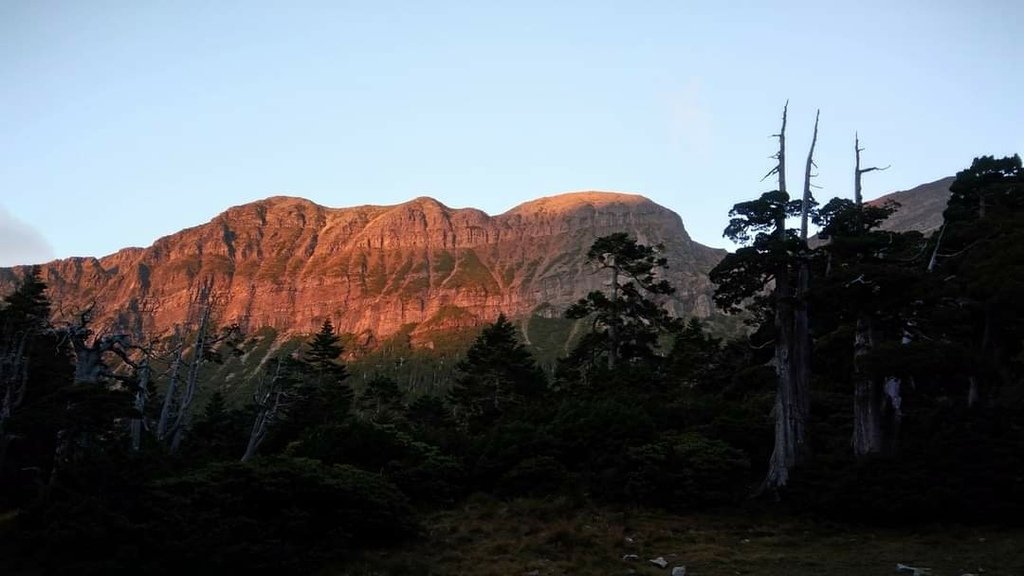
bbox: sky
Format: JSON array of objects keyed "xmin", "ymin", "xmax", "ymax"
[{"xmin": 1, "ymin": 0, "xmax": 1020, "ymax": 266}]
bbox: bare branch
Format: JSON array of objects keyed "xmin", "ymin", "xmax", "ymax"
[
  {"xmin": 860, "ymin": 165, "xmax": 891, "ymax": 174},
  {"xmin": 801, "ymin": 109, "xmax": 820, "ymax": 240}
]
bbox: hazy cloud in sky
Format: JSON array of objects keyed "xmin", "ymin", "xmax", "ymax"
[{"xmin": 0, "ymin": 206, "xmax": 55, "ymax": 267}]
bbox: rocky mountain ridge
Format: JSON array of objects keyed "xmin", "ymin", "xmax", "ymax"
[
  {"xmin": 0, "ymin": 192, "xmax": 725, "ymax": 345},
  {"xmin": 868, "ymin": 176, "xmax": 954, "ymax": 234}
]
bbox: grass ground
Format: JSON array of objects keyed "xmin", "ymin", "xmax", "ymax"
[{"xmin": 334, "ymin": 496, "xmax": 1024, "ymax": 576}]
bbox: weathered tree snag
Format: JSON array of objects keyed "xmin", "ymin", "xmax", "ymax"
[
  {"xmin": 926, "ymin": 224, "xmax": 946, "ymax": 272},
  {"xmin": 792, "ymin": 109, "xmax": 819, "ymax": 461},
  {"xmin": 123, "ymin": 299, "xmax": 158, "ymax": 451},
  {"xmin": 850, "ymin": 134, "xmax": 891, "ymax": 458},
  {"xmin": 800, "ymin": 110, "xmax": 820, "ymax": 240},
  {"xmin": 241, "ymin": 358, "xmax": 289, "ymax": 462},
  {"xmin": 169, "ymin": 279, "xmax": 215, "ymax": 453},
  {"xmin": 130, "ymin": 359, "xmax": 150, "ymax": 451},
  {"xmin": 156, "ymin": 325, "xmax": 184, "ymax": 442},
  {"xmin": 852, "ymin": 133, "xmax": 889, "ymax": 207},
  {"xmin": 762, "ymin": 102, "xmax": 809, "ymax": 493}
]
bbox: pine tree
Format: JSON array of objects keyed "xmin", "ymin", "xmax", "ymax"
[
  {"xmin": 931, "ymin": 155, "xmax": 1024, "ymax": 407},
  {"xmin": 565, "ymin": 233, "xmax": 678, "ymax": 370},
  {"xmin": 298, "ymin": 319, "xmax": 353, "ymax": 426},
  {"xmin": 303, "ymin": 319, "xmax": 349, "ymax": 385},
  {"xmin": 356, "ymin": 374, "xmax": 404, "ymax": 423},
  {"xmin": 448, "ymin": 314, "xmax": 546, "ymax": 431}
]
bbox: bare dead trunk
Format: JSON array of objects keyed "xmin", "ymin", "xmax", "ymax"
[
  {"xmin": 762, "ymin": 102, "xmax": 807, "ymax": 493},
  {"xmin": 850, "ymin": 134, "xmax": 890, "ymax": 457},
  {"xmin": 799, "ymin": 110, "xmax": 819, "ymax": 240},
  {"xmin": 241, "ymin": 360, "xmax": 285, "ymax": 462},
  {"xmin": 130, "ymin": 361, "xmax": 150, "ymax": 451},
  {"xmin": 852, "ymin": 315, "xmax": 884, "ymax": 456},
  {"xmin": 927, "ymin": 224, "xmax": 946, "ymax": 272},
  {"xmin": 793, "ymin": 110, "xmax": 819, "ymax": 434},
  {"xmin": 156, "ymin": 327, "xmax": 184, "ymax": 441},
  {"xmin": 241, "ymin": 407, "xmax": 269, "ymax": 463},
  {"xmin": 170, "ymin": 301, "xmax": 211, "ymax": 453},
  {"xmin": 764, "ymin": 271, "xmax": 802, "ymax": 491}
]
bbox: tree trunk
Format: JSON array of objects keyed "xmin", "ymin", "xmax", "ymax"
[
  {"xmin": 241, "ymin": 407, "xmax": 269, "ymax": 463},
  {"xmin": 967, "ymin": 376, "xmax": 980, "ymax": 408},
  {"xmin": 168, "ymin": 280, "xmax": 215, "ymax": 453},
  {"xmin": 241, "ymin": 360, "xmax": 284, "ymax": 462},
  {"xmin": 762, "ymin": 101, "xmax": 807, "ymax": 493},
  {"xmin": 792, "ymin": 109, "xmax": 819, "ymax": 446},
  {"xmin": 927, "ymin": 224, "xmax": 946, "ymax": 272},
  {"xmin": 850, "ymin": 135, "xmax": 890, "ymax": 457},
  {"xmin": 130, "ymin": 360, "xmax": 150, "ymax": 451},
  {"xmin": 852, "ymin": 316, "xmax": 884, "ymax": 456},
  {"xmin": 0, "ymin": 334, "xmax": 29, "ymax": 473},
  {"xmin": 764, "ymin": 270, "xmax": 803, "ymax": 490},
  {"xmin": 608, "ymin": 258, "xmax": 619, "ymax": 370},
  {"xmin": 156, "ymin": 327, "xmax": 184, "ymax": 441}
]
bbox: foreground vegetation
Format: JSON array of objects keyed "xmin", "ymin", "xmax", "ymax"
[
  {"xmin": 0, "ymin": 152, "xmax": 1021, "ymax": 574},
  {"xmin": 341, "ymin": 497, "xmax": 1024, "ymax": 576}
]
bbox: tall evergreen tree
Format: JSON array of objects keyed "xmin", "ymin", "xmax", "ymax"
[
  {"xmin": 252, "ymin": 320, "xmax": 354, "ymax": 458},
  {"xmin": 565, "ymin": 233, "xmax": 678, "ymax": 371},
  {"xmin": 930, "ymin": 155, "xmax": 1024, "ymax": 407},
  {"xmin": 1, "ymin": 268, "xmax": 60, "ymax": 484},
  {"xmin": 710, "ymin": 103, "xmax": 815, "ymax": 492},
  {"xmin": 448, "ymin": 314, "xmax": 545, "ymax": 431},
  {"xmin": 299, "ymin": 319, "xmax": 353, "ymax": 426}
]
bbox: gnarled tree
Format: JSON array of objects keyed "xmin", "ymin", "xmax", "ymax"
[{"xmin": 710, "ymin": 103, "xmax": 816, "ymax": 492}]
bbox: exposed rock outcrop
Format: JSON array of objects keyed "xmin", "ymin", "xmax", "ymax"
[{"xmin": 1, "ymin": 192, "xmax": 725, "ymax": 341}]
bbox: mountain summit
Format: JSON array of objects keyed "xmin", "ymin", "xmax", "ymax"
[{"xmin": 0, "ymin": 192, "xmax": 724, "ymax": 343}]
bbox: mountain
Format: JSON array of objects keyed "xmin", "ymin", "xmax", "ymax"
[
  {"xmin": 868, "ymin": 176, "xmax": 954, "ymax": 234},
  {"xmin": 0, "ymin": 192, "xmax": 725, "ymax": 347}
]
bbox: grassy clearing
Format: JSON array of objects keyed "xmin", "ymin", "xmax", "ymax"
[{"xmin": 334, "ymin": 497, "xmax": 1024, "ymax": 576}]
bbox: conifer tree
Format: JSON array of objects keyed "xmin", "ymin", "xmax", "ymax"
[
  {"xmin": 448, "ymin": 314, "xmax": 545, "ymax": 430},
  {"xmin": 565, "ymin": 233, "xmax": 678, "ymax": 370},
  {"xmin": 299, "ymin": 319, "xmax": 353, "ymax": 426}
]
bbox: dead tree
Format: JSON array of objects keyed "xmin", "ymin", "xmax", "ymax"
[
  {"xmin": 168, "ymin": 281, "xmax": 214, "ymax": 454},
  {"xmin": 850, "ymin": 134, "xmax": 893, "ymax": 457},
  {"xmin": 125, "ymin": 298, "xmax": 160, "ymax": 452},
  {"xmin": 791, "ymin": 109, "xmax": 819, "ymax": 470},
  {"xmin": 62, "ymin": 307, "xmax": 134, "ymax": 386},
  {"xmin": 152, "ymin": 279, "xmax": 240, "ymax": 453},
  {"xmin": 156, "ymin": 324, "xmax": 185, "ymax": 443},
  {"xmin": 48, "ymin": 308, "xmax": 137, "ymax": 484},
  {"xmin": 762, "ymin": 102, "xmax": 810, "ymax": 492},
  {"xmin": 241, "ymin": 357, "xmax": 292, "ymax": 462}
]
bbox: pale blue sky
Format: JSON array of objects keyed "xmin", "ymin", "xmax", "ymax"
[{"xmin": 1, "ymin": 0, "xmax": 1020, "ymax": 265}]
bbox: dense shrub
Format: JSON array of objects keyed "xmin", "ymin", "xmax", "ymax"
[
  {"xmin": 14, "ymin": 457, "xmax": 415, "ymax": 575},
  {"xmin": 626, "ymin": 432, "xmax": 751, "ymax": 510},
  {"xmin": 292, "ymin": 419, "xmax": 465, "ymax": 504}
]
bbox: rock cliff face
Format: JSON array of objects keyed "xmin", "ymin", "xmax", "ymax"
[{"xmin": 0, "ymin": 192, "xmax": 725, "ymax": 343}]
